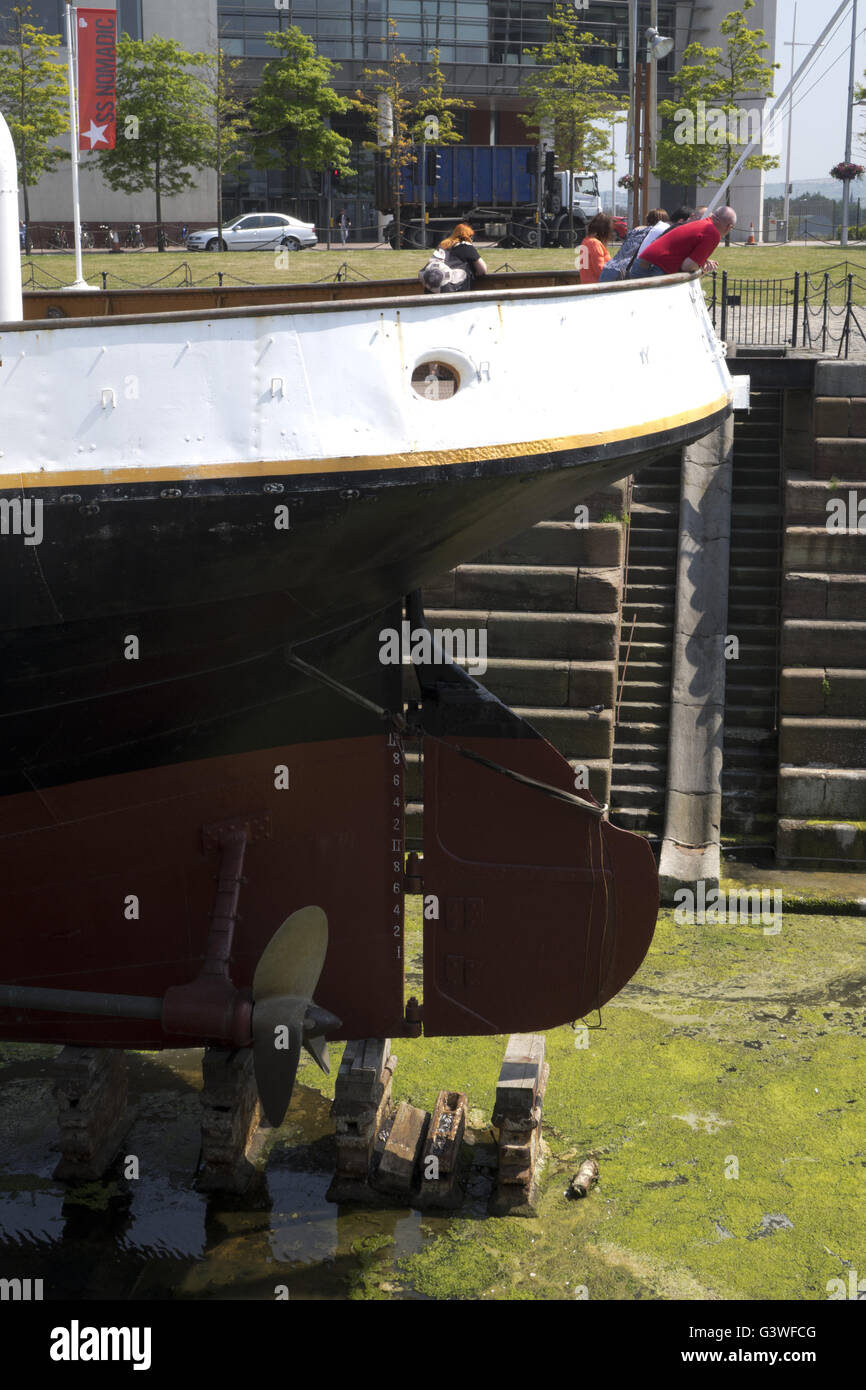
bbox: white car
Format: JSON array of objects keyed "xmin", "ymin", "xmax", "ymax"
[{"xmin": 186, "ymin": 213, "xmax": 318, "ymax": 252}]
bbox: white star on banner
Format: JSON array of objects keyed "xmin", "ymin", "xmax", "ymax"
[{"xmin": 82, "ymin": 120, "xmax": 109, "ymax": 148}]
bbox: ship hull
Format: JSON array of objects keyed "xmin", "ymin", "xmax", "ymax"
[{"xmin": 0, "ymin": 272, "xmax": 726, "ymax": 1049}]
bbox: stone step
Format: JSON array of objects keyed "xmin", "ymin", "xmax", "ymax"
[
  {"xmin": 608, "ymin": 806, "xmax": 664, "ymax": 836},
  {"xmin": 724, "ymin": 726, "xmax": 778, "ymax": 752},
  {"xmin": 510, "ymin": 706, "xmax": 613, "ymax": 758},
  {"xmin": 615, "ymin": 700, "xmax": 669, "ymax": 725},
  {"xmin": 784, "ymin": 526, "xmax": 866, "ymax": 574},
  {"xmin": 785, "ymin": 478, "xmax": 866, "ymax": 526},
  {"xmin": 814, "ymin": 438, "xmax": 866, "ymax": 481},
  {"xmin": 612, "ymin": 741, "xmax": 669, "ymax": 765},
  {"xmin": 730, "ymin": 564, "xmax": 782, "ymax": 586},
  {"xmin": 731, "ymin": 490, "xmax": 781, "ymax": 508},
  {"xmin": 780, "ymin": 667, "xmax": 866, "ymax": 719},
  {"xmin": 614, "ymin": 721, "xmax": 669, "ymax": 746},
  {"xmin": 607, "ymin": 782, "xmax": 666, "ymax": 809},
  {"xmin": 779, "ymin": 716, "xmax": 866, "ymax": 768},
  {"xmin": 728, "ymin": 605, "xmax": 781, "ymax": 627},
  {"xmin": 610, "ymin": 760, "xmax": 667, "ymax": 787},
  {"xmin": 813, "ymin": 395, "xmax": 866, "ymax": 437},
  {"xmin": 781, "ymin": 620, "xmax": 866, "ymax": 668},
  {"xmin": 616, "ymin": 679, "xmax": 670, "ymax": 703},
  {"xmin": 778, "ymin": 768, "xmax": 866, "ymax": 819},
  {"xmin": 550, "ymin": 482, "xmax": 628, "ymax": 522},
  {"xmin": 784, "ymin": 573, "xmax": 866, "ymax": 621},
  {"xmin": 777, "ymin": 817, "xmax": 866, "ymax": 867},
  {"xmin": 617, "ymin": 639, "xmax": 673, "ymax": 664},
  {"xmin": 722, "ymin": 765, "xmax": 780, "ymax": 791},
  {"xmin": 423, "ymin": 609, "xmax": 618, "ymax": 660},
  {"xmin": 436, "ymin": 564, "xmax": 620, "ymax": 615},
  {"xmin": 723, "ymin": 701, "xmax": 776, "ymax": 728},
  {"xmin": 481, "ymin": 521, "xmax": 624, "ymax": 568}
]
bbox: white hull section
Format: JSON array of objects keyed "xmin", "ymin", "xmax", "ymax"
[{"xmin": 0, "ymin": 275, "xmax": 731, "ymax": 485}]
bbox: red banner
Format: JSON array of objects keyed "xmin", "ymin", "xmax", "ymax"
[{"xmin": 77, "ymin": 8, "xmax": 116, "ymax": 151}]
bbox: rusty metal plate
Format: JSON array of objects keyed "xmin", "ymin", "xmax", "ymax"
[{"xmin": 421, "ymin": 733, "xmax": 658, "ymax": 1036}]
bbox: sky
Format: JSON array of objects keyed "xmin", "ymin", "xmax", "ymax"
[
  {"xmin": 775, "ymin": 0, "xmax": 866, "ymax": 180},
  {"xmin": 601, "ymin": 0, "xmax": 866, "ymax": 192}
]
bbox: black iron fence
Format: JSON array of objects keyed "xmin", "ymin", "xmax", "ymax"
[{"xmin": 706, "ymin": 263, "xmax": 866, "ymax": 358}]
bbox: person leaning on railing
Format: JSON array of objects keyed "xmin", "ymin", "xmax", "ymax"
[
  {"xmin": 600, "ymin": 208, "xmax": 668, "ymax": 283},
  {"xmin": 629, "ymin": 206, "xmax": 736, "ymax": 279}
]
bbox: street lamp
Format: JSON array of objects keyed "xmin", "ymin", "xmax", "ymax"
[{"xmin": 646, "ymin": 27, "xmax": 674, "ymax": 61}]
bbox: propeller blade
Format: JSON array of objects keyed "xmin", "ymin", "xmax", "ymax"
[
  {"xmin": 302, "ymin": 1033, "xmax": 330, "ymax": 1075},
  {"xmin": 252, "ymin": 996, "xmax": 304, "ymax": 1127},
  {"xmin": 251, "ymin": 908, "xmax": 332, "ymax": 1126},
  {"xmin": 253, "ymin": 905, "xmax": 328, "ymax": 1002}
]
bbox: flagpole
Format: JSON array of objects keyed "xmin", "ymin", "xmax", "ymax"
[{"xmin": 64, "ymin": 0, "xmax": 92, "ymax": 290}]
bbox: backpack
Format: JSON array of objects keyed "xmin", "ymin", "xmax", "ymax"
[{"xmin": 418, "ymin": 245, "xmax": 469, "ymax": 294}]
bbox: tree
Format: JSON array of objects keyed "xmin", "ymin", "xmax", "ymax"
[
  {"xmin": 354, "ymin": 20, "xmax": 417, "ymax": 248},
  {"xmin": 655, "ymin": 0, "xmax": 779, "ymax": 208},
  {"xmin": 200, "ymin": 45, "xmax": 249, "ymax": 250},
  {"xmin": 410, "ymin": 48, "xmax": 472, "ymax": 146},
  {"xmin": 96, "ymin": 34, "xmax": 214, "ymax": 250},
  {"xmin": 518, "ymin": 4, "xmax": 620, "ymax": 246},
  {"xmin": 249, "ymin": 25, "xmax": 352, "ymax": 209},
  {"xmin": 0, "ymin": 5, "xmax": 68, "ymax": 254}
]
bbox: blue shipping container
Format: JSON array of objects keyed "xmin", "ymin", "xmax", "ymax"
[{"xmin": 400, "ymin": 146, "xmax": 536, "ymax": 208}]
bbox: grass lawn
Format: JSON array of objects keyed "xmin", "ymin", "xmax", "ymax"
[{"xmin": 21, "ymin": 241, "xmax": 866, "ymax": 301}]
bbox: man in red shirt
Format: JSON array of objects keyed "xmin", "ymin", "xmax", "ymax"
[{"xmin": 630, "ymin": 206, "xmax": 736, "ymax": 279}]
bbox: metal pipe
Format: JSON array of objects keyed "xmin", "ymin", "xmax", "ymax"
[
  {"xmin": 63, "ymin": 1, "xmax": 92, "ymax": 292},
  {"xmin": 0, "ymin": 983, "xmax": 163, "ymax": 1019},
  {"xmin": 782, "ymin": 4, "xmax": 797, "ymax": 240},
  {"xmin": 0, "ymin": 110, "xmax": 23, "ymax": 321},
  {"xmin": 841, "ymin": 0, "xmax": 858, "ymax": 248}
]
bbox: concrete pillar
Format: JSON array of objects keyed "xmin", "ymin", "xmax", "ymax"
[{"xmin": 658, "ymin": 417, "xmax": 734, "ymax": 902}]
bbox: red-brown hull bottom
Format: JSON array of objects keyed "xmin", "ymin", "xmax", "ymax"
[{"xmin": 0, "ymin": 734, "xmax": 406, "ymax": 1046}]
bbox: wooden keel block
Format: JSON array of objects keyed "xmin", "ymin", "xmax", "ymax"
[
  {"xmin": 493, "ymin": 1034, "xmax": 546, "ymax": 1128},
  {"xmin": 196, "ymin": 1045, "xmax": 262, "ymax": 1194},
  {"xmin": 491, "ymin": 1035, "xmax": 549, "ymax": 1217},
  {"xmin": 373, "ymin": 1100, "xmax": 430, "ymax": 1196},
  {"xmin": 52, "ymin": 1046, "xmax": 131, "ymax": 1183},
  {"xmin": 328, "ymin": 1038, "xmax": 397, "ymax": 1201},
  {"xmin": 417, "ymin": 1090, "xmax": 468, "ymax": 1208}
]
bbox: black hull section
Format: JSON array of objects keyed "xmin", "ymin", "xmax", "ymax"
[{"xmin": 3, "ymin": 410, "xmax": 727, "ymax": 636}]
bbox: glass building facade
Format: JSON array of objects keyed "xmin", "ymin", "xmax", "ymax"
[
  {"xmin": 0, "ymin": 2, "xmax": 143, "ymax": 39},
  {"xmin": 216, "ymin": 2, "xmax": 673, "ymax": 84},
  {"xmin": 217, "ymin": 2, "xmax": 674, "ymax": 224}
]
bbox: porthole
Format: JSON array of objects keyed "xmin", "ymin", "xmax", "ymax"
[{"xmin": 411, "ymin": 360, "xmax": 459, "ymax": 401}]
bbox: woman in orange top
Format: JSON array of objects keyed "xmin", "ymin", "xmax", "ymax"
[{"xmin": 578, "ymin": 213, "xmax": 613, "ymax": 284}]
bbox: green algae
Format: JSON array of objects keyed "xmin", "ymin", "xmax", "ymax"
[{"xmin": 298, "ymin": 905, "xmax": 866, "ymax": 1300}]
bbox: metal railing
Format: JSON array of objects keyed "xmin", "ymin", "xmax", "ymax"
[{"xmin": 707, "ymin": 263, "xmax": 866, "ymax": 358}]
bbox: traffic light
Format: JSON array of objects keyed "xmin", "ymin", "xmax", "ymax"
[
  {"xmin": 332, "ymin": 167, "xmax": 341, "ymax": 183},
  {"xmin": 425, "ymin": 149, "xmax": 443, "ymax": 184}
]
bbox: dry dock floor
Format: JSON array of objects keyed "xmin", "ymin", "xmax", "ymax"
[{"xmin": 0, "ymin": 892, "xmax": 863, "ymax": 1300}]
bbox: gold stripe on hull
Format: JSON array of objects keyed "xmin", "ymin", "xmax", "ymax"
[{"xmin": 2, "ymin": 393, "xmax": 731, "ymax": 491}]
